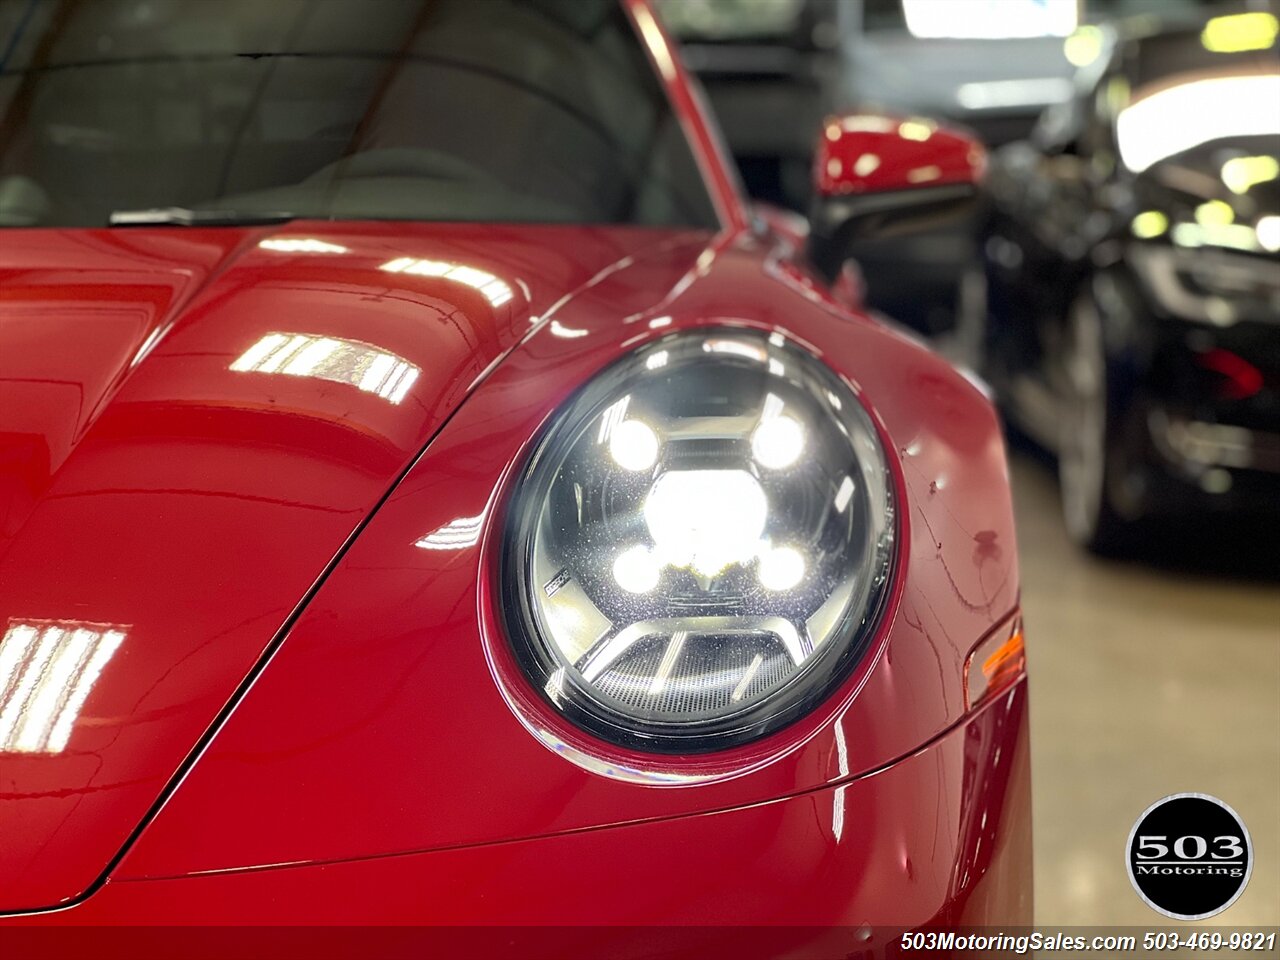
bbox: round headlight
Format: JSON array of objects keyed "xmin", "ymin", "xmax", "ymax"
[{"xmin": 502, "ymin": 329, "xmax": 894, "ymax": 752}]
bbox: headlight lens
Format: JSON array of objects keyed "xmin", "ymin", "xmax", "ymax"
[{"xmin": 502, "ymin": 329, "xmax": 894, "ymax": 752}]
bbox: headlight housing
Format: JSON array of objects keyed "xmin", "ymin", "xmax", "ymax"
[{"xmin": 501, "ymin": 329, "xmax": 894, "ymax": 753}]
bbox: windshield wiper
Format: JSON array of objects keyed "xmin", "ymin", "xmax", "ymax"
[{"xmin": 108, "ymin": 207, "xmax": 296, "ymax": 227}]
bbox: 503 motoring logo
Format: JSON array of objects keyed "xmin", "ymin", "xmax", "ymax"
[{"xmin": 1127, "ymin": 793, "xmax": 1254, "ymax": 920}]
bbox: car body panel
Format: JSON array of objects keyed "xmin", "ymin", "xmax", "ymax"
[
  {"xmin": 112, "ymin": 231, "xmax": 1019, "ymax": 881},
  {"xmin": 0, "ymin": 220, "xmax": 701, "ymax": 912},
  {"xmin": 0, "ymin": 0, "xmax": 1030, "ymax": 927},
  {"xmin": 4, "ymin": 680, "xmax": 1030, "ymax": 943}
]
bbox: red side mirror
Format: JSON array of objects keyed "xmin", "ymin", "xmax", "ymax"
[
  {"xmin": 808, "ymin": 112, "xmax": 986, "ymax": 280},
  {"xmin": 814, "ymin": 114, "xmax": 986, "ymax": 197}
]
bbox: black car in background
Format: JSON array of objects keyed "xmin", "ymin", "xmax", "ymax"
[
  {"xmin": 656, "ymin": 0, "xmax": 1223, "ymax": 338},
  {"xmin": 973, "ymin": 10, "xmax": 1280, "ymax": 551}
]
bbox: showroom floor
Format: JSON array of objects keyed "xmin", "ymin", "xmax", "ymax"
[{"xmin": 1010, "ymin": 451, "xmax": 1280, "ymax": 925}]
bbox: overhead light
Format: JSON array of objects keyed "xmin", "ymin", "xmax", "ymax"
[
  {"xmin": 902, "ymin": 0, "xmax": 1077, "ymax": 38},
  {"xmin": 956, "ymin": 78, "xmax": 1073, "ymax": 110}
]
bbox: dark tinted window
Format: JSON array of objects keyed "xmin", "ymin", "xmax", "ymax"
[{"xmin": 0, "ymin": 0, "xmax": 718, "ymax": 227}]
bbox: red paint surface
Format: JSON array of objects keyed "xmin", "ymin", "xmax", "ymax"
[
  {"xmin": 113, "ymin": 231, "xmax": 1021, "ymax": 882},
  {"xmin": 2, "ymin": 681, "xmax": 1030, "ymax": 940},
  {"xmin": 0, "ymin": 222, "xmax": 700, "ymax": 912}
]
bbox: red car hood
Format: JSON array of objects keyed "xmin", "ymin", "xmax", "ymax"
[{"xmin": 0, "ymin": 221, "xmax": 708, "ymax": 913}]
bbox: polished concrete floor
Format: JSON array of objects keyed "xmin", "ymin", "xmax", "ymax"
[{"xmin": 1009, "ymin": 451, "xmax": 1280, "ymax": 925}]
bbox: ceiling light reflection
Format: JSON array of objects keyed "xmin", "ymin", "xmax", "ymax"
[
  {"xmin": 703, "ymin": 338, "xmax": 767, "ymax": 362},
  {"xmin": 907, "ymin": 165, "xmax": 942, "ymax": 184},
  {"xmin": 380, "ymin": 257, "xmax": 514, "ymax": 307},
  {"xmin": 258, "ymin": 238, "xmax": 349, "ymax": 254},
  {"xmin": 898, "ymin": 120, "xmax": 934, "ymax": 142},
  {"xmin": 834, "ymin": 475, "xmax": 856, "ymax": 513},
  {"xmin": 415, "ymin": 514, "xmax": 485, "ymax": 550},
  {"xmin": 597, "ymin": 395, "xmax": 631, "ymax": 446},
  {"xmin": 549, "ymin": 320, "xmax": 588, "ymax": 339},
  {"xmin": 0, "ymin": 621, "xmax": 126, "ymax": 754},
  {"xmin": 231, "ymin": 333, "xmax": 421, "ymax": 404},
  {"xmin": 645, "ymin": 350, "xmax": 669, "ymax": 371}
]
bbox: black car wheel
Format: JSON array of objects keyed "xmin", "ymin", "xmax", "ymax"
[{"xmin": 1059, "ymin": 291, "xmax": 1132, "ymax": 554}]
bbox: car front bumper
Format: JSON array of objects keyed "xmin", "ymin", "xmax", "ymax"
[{"xmin": 1, "ymin": 680, "xmax": 1031, "ymax": 956}]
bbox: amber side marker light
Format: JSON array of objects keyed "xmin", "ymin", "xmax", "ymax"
[{"xmin": 964, "ymin": 619, "xmax": 1026, "ymax": 711}]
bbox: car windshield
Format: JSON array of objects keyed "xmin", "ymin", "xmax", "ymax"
[{"xmin": 0, "ymin": 0, "xmax": 719, "ymax": 228}]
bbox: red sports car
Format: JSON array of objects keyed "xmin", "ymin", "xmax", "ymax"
[{"xmin": 0, "ymin": 0, "xmax": 1029, "ymax": 954}]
